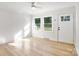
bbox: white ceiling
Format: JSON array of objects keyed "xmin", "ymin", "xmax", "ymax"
[{"xmin": 0, "ymin": 2, "xmax": 76, "ymax": 15}]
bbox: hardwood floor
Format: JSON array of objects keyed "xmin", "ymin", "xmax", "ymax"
[{"xmin": 0, "ymin": 37, "xmax": 77, "ymax": 56}]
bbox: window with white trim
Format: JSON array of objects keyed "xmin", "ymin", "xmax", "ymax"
[{"xmin": 44, "ymin": 17, "xmax": 52, "ymax": 31}]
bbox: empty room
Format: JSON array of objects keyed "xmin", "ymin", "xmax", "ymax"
[{"xmin": 0, "ymin": 2, "xmax": 79, "ymax": 56}]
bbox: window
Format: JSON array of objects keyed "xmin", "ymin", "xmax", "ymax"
[
  {"xmin": 61, "ymin": 16, "xmax": 70, "ymax": 21},
  {"xmin": 61, "ymin": 16, "xmax": 64, "ymax": 21},
  {"xmin": 65, "ymin": 16, "xmax": 70, "ymax": 21},
  {"xmin": 44, "ymin": 17, "xmax": 52, "ymax": 31},
  {"xmin": 35, "ymin": 18, "xmax": 40, "ymax": 30}
]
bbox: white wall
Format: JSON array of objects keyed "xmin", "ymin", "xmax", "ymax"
[
  {"xmin": 75, "ymin": 3, "xmax": 79, "ymax": 55},
  {"xmin": 0, "ymin": 9, "xmax": 13, "ymax": 43},
  {"xmin": 32, "ymin": 6, "xmax": 75, "ymax": 42},
  {"xmin": 32, "ymin": 12, "xmax": 58, "ymax": 41},
  {"xmin": 0, "ymin": 9, "xmax": 32, "ymax": 44}
]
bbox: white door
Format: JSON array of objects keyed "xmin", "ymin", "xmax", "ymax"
[{"xmin": 58, "ymin": 14, "xmax": 73, "ymax": 44}]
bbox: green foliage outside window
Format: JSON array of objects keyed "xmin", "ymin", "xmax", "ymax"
[
  {"xmin": 35, "ymin": 18, "xmax": 40, "ymax": 30},
  {"xmin": 44, "ymin": 17, "xmax": 52, "ymax": 31}
]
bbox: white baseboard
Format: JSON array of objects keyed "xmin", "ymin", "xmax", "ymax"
[{"xmin": 75, "ymin": 47, "xmax": 79, "ymax": 55}]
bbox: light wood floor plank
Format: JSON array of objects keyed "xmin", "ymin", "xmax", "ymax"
[{"xmin": 0, "ymin": 37, "xmax": 77, "ymax": 56}]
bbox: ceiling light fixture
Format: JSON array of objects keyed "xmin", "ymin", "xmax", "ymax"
[
  {"xmin": 32, "ymin": 6, "xmax": 36, "ymax": 10},
  {"xmin": 32, "ymin": 2, "xmax": 36, "ymax": 10}
]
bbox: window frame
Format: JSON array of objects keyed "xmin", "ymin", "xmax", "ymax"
[
  {"xmin": 35, "ymin": 18, "xmax": 41, "ymax": 30},
  {"xmin": 44, "ymin": 16, "xmax": 53, "ymax": 32}
]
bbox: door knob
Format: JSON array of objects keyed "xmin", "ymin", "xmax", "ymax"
[{"xmin": 58, "ymin": 27, "xmax": 60, "ymax": 30}]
